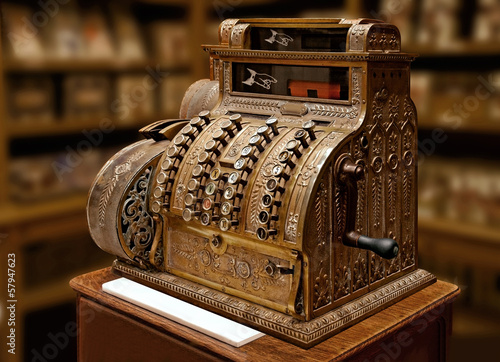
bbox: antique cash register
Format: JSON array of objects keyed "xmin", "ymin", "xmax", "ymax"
[{"xmin": 87, "ymin": 18, "xmax": 436, "ymax": 348}]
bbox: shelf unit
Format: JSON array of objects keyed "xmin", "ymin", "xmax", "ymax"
[{"xmin": 0, "ymin": 1, "xmax": 219, "ymax": 361}]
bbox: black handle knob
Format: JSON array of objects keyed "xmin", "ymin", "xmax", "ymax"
[{"xmin": 346, "ymin": 231, "xmax": 399, "ymax": 259}]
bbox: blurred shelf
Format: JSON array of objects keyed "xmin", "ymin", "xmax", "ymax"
[
  {"xmin": 405, "ymin": 42, "xmax": 500, "ymax": 57},
  {"xmin": 419, "ymin": 119, "xmax": 500, "ymax": 134},
  {"xmin": 2, "ymin": 59, "xmax": 190, "ymax": 73},
  {"xmin": 7, "ymin": 114, "xmax": 173, "ymax": 138},
  {"xmin": 21, "ymin": 259, "xmax": 113, "ymax": 312},
  {"xmin": 419, "ymin": 216, "xmax": 500, "ymax": 245},
  {"xmin": 139, "ymin": 0, "xmax": 274, "ymax": 5},
  {"xmin": 453, "ymin": 306, "xmax": 500, "ymax": 337},
  {"xmin": 0, "ymin": 193, "xmax": 88, "ymax": 227}
]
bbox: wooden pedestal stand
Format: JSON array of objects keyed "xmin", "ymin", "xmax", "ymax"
[{"xmin": 70, "ymin": 268, "xmax": 459, "ymax": 362}]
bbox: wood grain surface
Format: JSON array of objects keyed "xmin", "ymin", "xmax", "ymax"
[{"xmin": 71, "ymin": 268, "xmax": 459, "ymax": 361}]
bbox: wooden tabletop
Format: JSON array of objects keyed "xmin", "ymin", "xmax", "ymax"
[{"xmin": 70, "ymin": 267, "xmax": 460, "ymax": 362}]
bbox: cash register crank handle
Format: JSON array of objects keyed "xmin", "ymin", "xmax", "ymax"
[{"xmin": 336, "ymin": 155, "xmax": 399, "ymax": 260}]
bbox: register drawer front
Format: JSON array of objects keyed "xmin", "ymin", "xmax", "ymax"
[{"xmin": 166, "ymin": 229, "xmax": 294, "ymax": 308}]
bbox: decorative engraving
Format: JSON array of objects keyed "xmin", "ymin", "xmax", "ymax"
[
  {"xmin": 201, "ymin": 82, "xmax": 219, "ymax": 110},
  {"xmin": 287, "ymin": 213, "xmax": 299, "ymax": 239},
  {"xmin": 403, "ymin": 129, "xmax": 412, "ymax": 150},
  {"xmin": 390, "ymin": 33, "xmax": 399, "ymax": 49},
  {"xmin": 403, "ymin": 169, "xmax": 412, "ymax": 218},
  {"xmin": 219, "ymin": 19, "xmax": 238, "ymax": 44},
  {"xmin": 403, "ymin": 96, "xmax": 416, "ymax": 126},
  {"xmin": 230, "ymin": 24, "xmax": 247, "ymax": 47},
  {"xmin": 388, "ymin": 95, "xmax": 400, "ymax": 129},
  {"xmin": 209, "ymin": 49, "xmax": 416, "ymax": 63},
  {"xmin": 370, "ymin": 253, "xmax": 384, "ymax": 283},
  {"xmin": 401, "ymin": 229, "xmax": 415, "ymax": 268},
  {"xmin": 388, "ymin": 173, "xmax": 397, "ymax": 223},
  {"xmin": 369, "ymin": 32, "xmax": 377, "ymax": 48},
  {"xmin": 334, "ymin": 263, "xmax": 350, "ymax": 300},
  {"xmin": 371, "ymin": 177, "xmax": 382, "ymax": 228},
  {"xmin": 388, "ymin": 131, "xmax": 398, "ymax": 153},
  {"xmin": 168, "ymin": 233, "xmax": 290, "ymax": 304},
  {"xmin": 335, "ymin": 187, "xmax": 347, "ymax": 241},
  {"xmin": 315, "ymin": 182, "xmax": 328, "ymax": 245},
  {"xmin": 99, "ymin": 151, "xmax": 145, "ymax": 227},
  {"xmin": 115, "ymin": 261, "xmax": 436, "ymax": 347},
  {"xmin": 387, "ymin": 252, "xmax": 399, "ymax": 275},
  {"xmin": 367, "ymin": 28, "xmax": 400, "ymax": 51},
  {"xmin": 153, "ymin": 236, "xmax": 164, "ymax": 267},
  {"xmin": 350, "ymin": 25, "xmax": 366, "ymax": 51},
  {"xmin": 121, "ymin": 166, "xmax": 154, "ymax": 260},
  {"xmin": 372, "ymin": 156, "xmax": 383, "ymax": 173},
  {"xmin": 313, "ymin": 262, "xmax": 331, "ymax": 309},
  {"xmin": 380, "ymin": 30, "xmax": 388, "ymax": 49},
  {"xmin": 223, "ymin": 62, "xmax": 231, "ymax": 93},
  {"xmin": 373, "ymin": 134, "xmax": 383, "ymax": 155},
  {"xmin": 249, "ymin": 180, "xmax": 263, "ymax": 228},
  {"xmin": 352, "ymin": 253, "xmax": 367, "ymax": 291},
  {"xmin": 355, "ymin": 174, "xmax": 366, "ymax": 233},
  {"xmin": 225, "ymin": 96, "xmax": 281, "ymax": 112}
]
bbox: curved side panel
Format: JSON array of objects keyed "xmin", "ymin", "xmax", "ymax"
[
  {"xmin": 179, "ymin": 79, "xmax": 220, "ymax": 119},
  {"xmin": 87, "ymin": 139, "xmax": 169, "ymax": 261}
]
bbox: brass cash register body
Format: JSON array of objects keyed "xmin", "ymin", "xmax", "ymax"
[{"xmin": 87, "ymin": 18, "xmax": 436, "ymax": 347}]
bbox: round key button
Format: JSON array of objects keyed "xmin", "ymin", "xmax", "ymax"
[
  {"xmin": 266, "ymin": 117, "xmax": 279, "ymax": 135},
  {"xmin": 187, "ymin": 179, "xmax": 200, "ymax": 191},
  {"xmin": 210, "ymin": 168, "xmax": 221, "ymax": 180},
  {"xmin": 153, "ymin": 186, "xmax": 164, "ymax": 198},
  {"xmin": 221, "ymin": 201, "xmax": 232, "ymax": 215},
  {"xmin": 205, "ymin": 139, "xmax": 218, "ymax": 152},
  {"xmin": 286, "ymin": 139, "xmax": 298, "ymax": 151},
  {"xmin": 192, "ymin": 164, "xmax": 204, "ymax": 178},
  {"xmin": 303, "ymin": 120, "xmax": 317, "ymax": 140},
  {"xmin": 262, "ymin": 194, "xmax": 273, "ymax": 208},
  {"xmin": 167, "ymin": 146, "xmax": 180, "ymax": 158},
  {"xmin": 265, "ymin": 178, "xmax": 278, "ymax": 192},
  {"xmin": 256, "ymin": 227, "xmax": 268, "ymax": 240},
  {"xmin": 278, "ymin": 151, "xmax": 291, "ymax": 163},
  {"xmin": 249, "ymin": 134, "xmax": 262, "ymax": 145},
  {"xmin": 272, "ymin": 164, "xmax": 284, "ymax": 177},
  {"xmin": 212, "ymin": 129, "xmax": 226, "ymax": 142},
  {"xmin": 161, "ymin": 158, "xmax": 174, "ymax": 170},
  {"xmin": 229, "ymin": 113, "xmax": 243, "ymax": 130},
  {"xmin": 199, "ymin": 110, "xmax": 211, "ymax": 123},
  {"xmin": 241, "ymin": 145, "xmax": 253, "ymax": 157},
  {"xmin": 295, "ymin": 129, "xmax": 306, "ymax": 138},
  {"xmin": 228, "ymin": 172, "xmax": 240, "ymax": 184},
  {"xmin": 234, "ymin": 158, "xmax": 247, "ymax": 171},
  {"xmin": 202, "ymin": 198, "xmax": 213, "ymax": 210},
  {"xmin": 286, "ymin": 139, "xmax": 302, "ymax": 158},
  {"xmin": 184, "ymin": 193, "xmax": 196, "ymax": 206},
  {"xmin": 190, "ymin": 116, "xmax": 204, "ymax": 130},
  {"xmin": 220, "ymin": 119, "xmax": 232, "ymax": 129},
  {"xmin": 223, "ymin": 186, "xmax": 235, "ymax": 200},
  {"xmin": 182, "ymin": 208, "xmax": 193, "ymax": 221},
  {"xmin": 157, "ymin": 172, "xmax": 168, "ymax": 184},
  {"xmin": 205, "ymin": 182, "xmax": 216, "ymax": 195},
  {"xmin": 198, "ymin": 151, "xmax": 211, "ymax": 164},
  {"xmin": 219, "ymin": 218, "xmax": 230, "ymax": 231},
  {"xmin": 200, "ymin": 212, "xmax": 211, "ymax": 226},
  {"xmin": 151, "ymin": 200, "xmax": 161, "ymax": 213},
  {"xmin": 258, "ymin": 210, "xmax": 270, "ymax": 224}
]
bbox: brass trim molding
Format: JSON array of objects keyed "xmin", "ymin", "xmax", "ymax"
[
  {"xmin": 205, "ymin": 48, "xmax": 417, "ymax": 62},
  {"xmin": 113, "ymin": 260, "xmax": 435, "ymax": 348}
]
